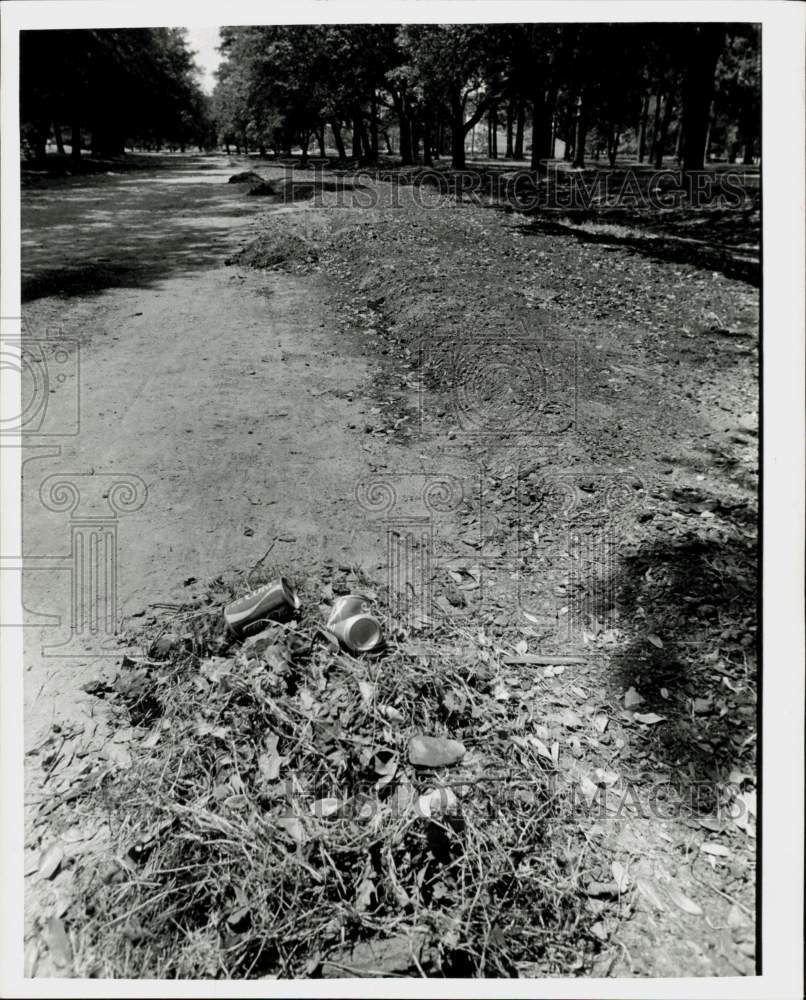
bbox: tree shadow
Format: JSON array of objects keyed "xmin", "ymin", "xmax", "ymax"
[
  {"xmin": 21, "ymin": 157, "xmax": 259, "ymax": 303},
  {"xmin": 511, "ymin": 216, "xmax": 760, "ymax": 288},
  {"xmin": 580, "ymin": 494, "xmax": 758, "ymax": 791}
]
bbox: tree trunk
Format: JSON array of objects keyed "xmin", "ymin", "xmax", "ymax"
[
  {"xmin": 608, "ymin": 128, "xmax": 619, "ymax": 167},
  {"xmin": 411, "ymin": 119, "xmax": 421, "ymax": 163},
  {"xmin": 443, "ymin": 120, "xmax": 452, "ymax": 157},
  {"xmin": 53, "ymin": 123, "xmax": 65, "ymax": 155},
  {"xmin": 450, "ymin": 95, "xmax": 466, "ymax": 169},
  {"xmin": 392, "ymin": 91, "xmax": 413, "ymax": 165},
  {"xmin": 649, "ymin": 87, "xmax": 663, "ymax": 163},
  {"xmin": 572, "ymin": 94, "xmax": 587, "ymax": 169},
  {"xmin": 316, "ymin": 128, "xmax": 326, "ymax": 158},
  {"xmin": 530, "ymin": 81, "xmax": 553, "ymax": 172},
  {"xmin": 637, "ymin": 93, "xmax": 649, "ymax": 162},
  {"xmin": 92, "ymin": 126, "xmax": 124, "ymax": 156},
  {"xmin": 653, "ymin": 94, "xmax": 674, "ymax": 169},
  {"xmin": 701, "ymin": 99, "xmax": 715, "ymax": 163},
  {"xmin": 71, "ymin": 122, "xmax": 82, "ymax": 159},
  {"xmin": 351, "ymin": 110, "xmax": 362, "ymax": 160},
  {"xmin": 332, "ymin": 122, "xmax": 346, "ymax": 160},
  {"xmin": 512, "ymin": 101, "xmax": 526, "ymax": 160},
  {"xmin": 423, "ymin": 113, "xmax": 433, "ymax": 167},
  {"xmin": 369, "ymin": 91, "xmax": 379, "ymax": 163},
  {"xmin": 505, "ymin": 100, "xmax": 514, "ymax": 158},
  {"xmin": 490, "ymin": 106, "xmax": 498, "ymax": 158},
  {"xmin": 383, "ymin": 130, "xmax": 394, "ymax": 155},
  {"xmin": 680, "ymin": 25, "xmax": 725, "ymax": 172}
]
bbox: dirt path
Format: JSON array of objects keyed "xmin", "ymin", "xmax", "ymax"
[
  {"xmin": 21, "ymin": 155, "xmax": 757, "ymax": 979},
  {"xmin": 21, "ymin": 156, "xmax": 416, "ymax": 747}
]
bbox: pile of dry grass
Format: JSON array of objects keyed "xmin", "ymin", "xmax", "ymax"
[{"xmin": 64, "ymin": 568, "xmax": 602, "ymax": 979}]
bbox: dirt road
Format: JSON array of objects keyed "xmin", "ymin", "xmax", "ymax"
[
  {"xmin": 20, "ymin": 156, "xmax": 407, "ymax": 746},
  {"xmin": 20, "ymin": 154, "xmax": 758, "ymax": 979}
]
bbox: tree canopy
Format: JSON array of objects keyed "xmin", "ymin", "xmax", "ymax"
[
  {"xmin": 20, "ymin": 28, "xmax": 213, "ymax": 158},
  {"xmin": 19, "ymin": 24, "xmax": 760, "ymax": 169}
]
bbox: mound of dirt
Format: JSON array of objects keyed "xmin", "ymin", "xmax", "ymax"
[
  {"xmin": 226, "ymin": 230, "xmax": 318, "ymax": 270},
  {"xmin": 228, "ymin": 171, "xmax": 264, "ymax": 185},
  {"xmin": 246, "ymin": 180, "xmax": 280, "ymax": 197}
]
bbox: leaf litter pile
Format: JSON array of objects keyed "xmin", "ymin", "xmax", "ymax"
[{"xmin": 50, "ymin": 567, "xmax": 615, "ymax": 979}]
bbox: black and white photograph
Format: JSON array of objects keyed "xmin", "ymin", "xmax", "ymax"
[{"xmin": 0, "ymin": 2, "xmax": 802, "ymax": 996}]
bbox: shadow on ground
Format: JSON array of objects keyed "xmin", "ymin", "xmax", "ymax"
[{"xmin": 21, "ymin": 155, "xmax": 258, "ymax": 303}]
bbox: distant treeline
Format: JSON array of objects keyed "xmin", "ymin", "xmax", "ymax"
[
  {"xmin": 20, "ymin": 28, "xmax": 214, "ymax": 159},
  {"xmin": 213, "ymin": 24, "xmax": 759, "ymax": 169},
  {"xmin": 19, "ymin": 24, "xmax": 759, "ymax": 170}
]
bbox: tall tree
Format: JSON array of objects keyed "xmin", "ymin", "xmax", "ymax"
[{"xmin": 680, "ymin": 24, "xmax": 726, "ymax": 171}]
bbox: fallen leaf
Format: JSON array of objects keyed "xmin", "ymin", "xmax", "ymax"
[
  {"xmin": 666, "ymin": 885, "xmax": 702, "ymax": 915},
  {"xmin": 358, "ymin": 680, "xmax": 375, "ymax": 707},
  {"xmin": 492, "ymin": 679, "xmax": 510, "ymax": 701},
  {"xmin": 417, "ymin": 786, "xmax": 459, "ymax": 819},
  {"xmin": 624, "ymin": 686, "xmax": 645, "ymax": 709},
  {"xmin": 579, "ymin": 773, "xmax": 599, "ymax": 803},
  {"xmin": 593, "ymin": 713, "xmax": 609, "ymax": 734},
  {"xmin": 312, "ymin": 797, "xmax": 342, "ymax": 819},
  {"xmin": 700, "ymin": 842, "xmax": 731, "ymax": 858},
  {"xmin": 226, "ymin": 905, "xmax": 251, "ymax": 932},
  {"xmin": 258, "ymin": 750, "xmax": 282, "ymax": 782},
  {"xmin": 408, "ymin": 735, "xmax": 465, "ymax": 767},
  {"xmin": 592, "ymin": 768, "xmax": 619, "ymax": 787},
  {"xmin": 200, "ymin": 657, "xmax": 232, "ymax": 685},
  {"xmin": 37, "ymin": 844, "xmax": 64, "ymax": 880},
  {"xmin": 636, "ymin": 876, "xmax": 666, "ymax": 911},
  {"xmin": 647, "ymin": 634, "xmax": 664, "ymax": 649},
  {"xmin": 633, "ymin": 712, "xmax": 666, "ymax": 725},
  {"xmin": 379, "ymin": 704, "xmax": 404, "ymax": 723},
  {"xmin": 276, "ymin": 816, "xmax": 307, "ymax": 845},
  {"xmin": 102, "ymin": 743, "xmax": 132, "ymax": 769},
  {"xmin": 141, "ymin": 727, "xmax": 161, "ymax": 749},
  {"xmin": 371, "ymin": 750, "xmax": 398, "ymax": 789},
  {"xmin": 44, "ymin": 916, "xmax": 72, "ymax": 973},
  {"xmin": 355, "ymin": 876, "xmax": 376, "ymax": 912},
  {"xmin": 611, "ymin": 861, "xmax": 630, "ymax": 893}
]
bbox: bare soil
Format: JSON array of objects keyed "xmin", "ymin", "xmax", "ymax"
[{"xmin": 21, "ymin": 154, "xmax": 758, "ymax": 979}]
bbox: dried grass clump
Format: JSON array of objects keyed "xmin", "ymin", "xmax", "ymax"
[{"xmin": 69, "ymin": 571, "xmax": 600, "ymax": 979}]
